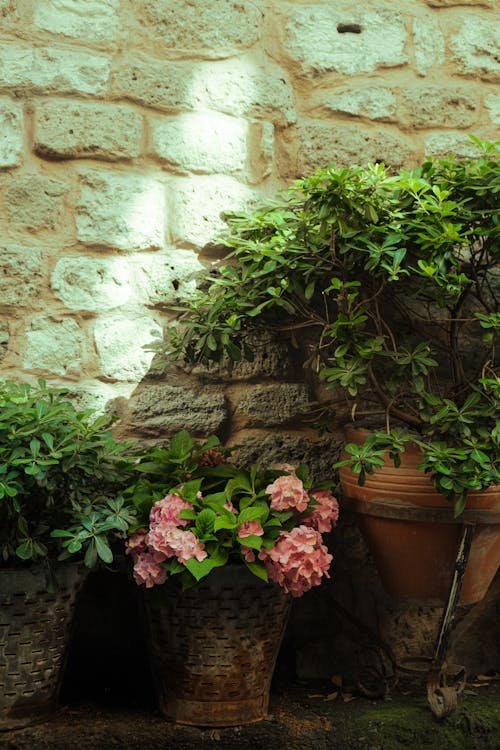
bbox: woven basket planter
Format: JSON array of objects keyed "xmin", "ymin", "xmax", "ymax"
[
  {"xmin": 144, "ymin": 565, "xmax": 291, "ymax": 727},
  {"xmin": 0, "ymin": 564, "xmax": 85, "ymax": 731}
]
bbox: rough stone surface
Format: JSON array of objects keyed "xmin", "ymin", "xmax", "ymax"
[
  {"xmin": 484, "ymin": 92, "xmax": 500, "ymax": 124},
  {"xmin": 425, "ymin": 0, "xmax": 495, "ymax": 5},
  {"xmin": 76, "ymin": 170, "xmax": 165, "ymax": 250},
  {"xmin": 308, "ymin": 86, "xmax": 397, "ymax": 121},
  {"xmin": 142, "ymin": 0, "xmax": 262, "ymax": 57},
  {"xmin": 284, "ymin": 5, "xmax": 408, "ymax": 75},
  {"xmin": 66, "ymin": 379, "xmax": 136, "ymax": 417},
  {"xmin": 231, "ymin": 332, "xmax": 296, "ymax": 380},
  {"xmin": 149, "ymin": 112, "xmax": 248, "ymax": 174},
  {"xmin": 413, "ymin": 16, "xmax": 446, "ymax": 76},
  {"xmin": 23, "ymin": 315, "xmax": 83, "ymax": 376},
  {"xmin": 0, "ymin": 44, "xmax": 110, "ymax": 95},
  {"xmin": 51, "ymin": 256, "xmax": 137, "ymax": 311},
  {"xmin": 0, "ymin": 319, "xmax": 9, "ymax": 360},
  {"xmin": 191, "ymin": 57, "xmax": 296, "ymax": 126},
  {"xmin": 34, "ymin": 100, "xmax": 143, "ymax": 161},
  {"xmin": 94, "ymin": 313, "xmax": 163, "ymax": 381},
  {"xmin": 450, "ymin": 18, "xmax": 500, "ymax": 81},
  {"xmin": 34, "ymin": 0, "xmax": 121, "ymax": 43},
  {"xmin": 112, "ymin": 54, "xmax": 296, "ymax": 126},
  {"xmin": 170, "ymin": 175, "xmax": 256, "ymax": 247},
  {"xmin": 424, "ymin": 131, "xmax": 489, "ymax": 158},
  {"xmin": 0, "ymin": 246, "xmax": 44, "ymax": 305},
  {"xmin": 0, "ymin": 97, "xmax": 23, "ymax": 169},
  {"xmin": 133, "ymin": 249, "xmax": 204, "ymax": 306},
  {"xmin": 400, "ymin": 85, "xmax": 478, "ymax": 128},
  {"xmin": 129, "ymin": 383, "xmax": 227, "ymax": 435},
  {"xmin": 290, "ymin": 122, "xmax": 416, "ymax": 175},
  {"xmin": 229, "ymin": 431, "xmax": 342, "ymax": 483},
  {"xmin": 6, "ymin": 174, "xmax": 67, "ymax": 229},
  {"xmin": 233, "ymin": 383, "xmax": 312, "ymax": 428}
]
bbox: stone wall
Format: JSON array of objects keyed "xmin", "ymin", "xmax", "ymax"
[{"xmin": 0, "ymin": 0, "xmax": 499, "ymax": 682}]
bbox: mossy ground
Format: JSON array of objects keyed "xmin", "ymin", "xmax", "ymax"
[{"xmin": 2, "ymin": 682, "xmax": 500, "ymax": 750}]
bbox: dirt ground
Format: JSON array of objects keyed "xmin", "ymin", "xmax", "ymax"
[{"xmin": 2, "ymin": 679, "xmax": 500, "ymax": 750}]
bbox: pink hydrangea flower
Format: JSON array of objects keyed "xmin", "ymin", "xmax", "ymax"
[
  {"xmin": 259, "ymin": 525, "xmax": 333, "ymax": 597},
  {"xmin": 238, "ymin": 521, "xmax": 264, "ymax": 538},
  {"xmin": 266, "ymin": 474, "xmax": 310, "ymax": 513},
  {"xmin": 125, "ymin": 528, "xmax": 148, "ymax": 556},
  {"xmin": 303, "ymin": 490, "xmax": 340, "ymax": 533},
  {"xmin": 148, "ymin": 527, "xmax": 207, "ymax": 564},
  {"xmin": 240, "ymin": 545, "xmax": 256, "ymax": 563},
  {"xmin": 132, "ymin": 550, "xmax": 168, "ymax": 588},
  {"xmin": 149, "ymin": 493, "xmax": 193, "ymax": 529}
]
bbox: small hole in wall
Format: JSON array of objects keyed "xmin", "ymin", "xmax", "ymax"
[
  {"xmin": 172, "ymin": 279, "xmax": 180, "ymax": 291},
  {"xmin": 337, "ymin": 23, "xmax": 362, "ymax": 34}
]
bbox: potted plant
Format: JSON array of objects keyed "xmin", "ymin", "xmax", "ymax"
[
  {"xmin": 0, "ymin": 379, "xmax": 136, "ymax": 730},
  {"xmin": 163, "ymin": 138, "xmax": 500, "ymax": 604},
  {"xmin": 123, "ymin": 429, "xmax": 338, "ymax": 726}
]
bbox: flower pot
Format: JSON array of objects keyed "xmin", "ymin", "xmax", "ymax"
[
  {"xmin": 143, "ymin": 565, "xmax": 291, "ymax": 727},
  {"xmin": 339, "ymin": 426, "xmax": 500, "ymax": 605},
  {"xmin": 0, "ymin": 564, "xmax": 85, "ymax": 731}
]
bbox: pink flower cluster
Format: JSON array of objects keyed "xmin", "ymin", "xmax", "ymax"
[
  {"xmin": 304, "ymin": 490, "xmax": 340, "ymax": 533},
  {"xmin": 265, "ymin": 474, "xmax": 309, "ymax": 513},
  {"xmin": 126, "ymin": 493, "xmax": 207, "ymax": 588},
  {"xmin": 258, "ymin": 525, "xmax": 333, "ymax": 597}
]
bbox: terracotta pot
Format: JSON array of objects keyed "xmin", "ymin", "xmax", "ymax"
[
  {"xmin": 143, "ymin": 565, "xmax": 291, "ymax": 727},
  {"xmin": 339, "ymin": 425, "xmax": 500, "ymax": 605},
  {"xmin": 0, "ymin": 564, "xmax": 85, "ymax": 731}
]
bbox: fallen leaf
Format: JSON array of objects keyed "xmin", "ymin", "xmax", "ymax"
[
  {"xmin": 342, "ymin": 694, "xmax": 357, "ymax": 703},
  {"xmin": 476, "ymin": 674, "xmax": 500, "ymax": 682},
  {"xmin": 331, "ymin": 675, "xmax": 343, "ymax": 688},
  {"xmin": 307, "ymin": 694, "xmax": 324, "ymax": 699}
]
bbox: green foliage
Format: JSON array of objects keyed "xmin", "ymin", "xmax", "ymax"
[
  {"xmin": 165, "ymin": 139, "xmax": 500, "ymax": 514},
  {"xmin": 0, "ymin": 379, "xmax": 136, "ymax": 567}
]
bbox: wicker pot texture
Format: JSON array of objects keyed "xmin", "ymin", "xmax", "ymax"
[
  {"xmin": 0, "ymin": 564, "xmax": 84, "ymax": 731},
  {"xmin": 339, "ymin": 425, "xmax": 500, "ymax": 605},
  {"xmin": 144, "ymin": 565, "xmax": 291, "ymax": 727}
]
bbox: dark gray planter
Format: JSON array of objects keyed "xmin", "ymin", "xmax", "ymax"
[{"xmin": 0, "ymin": 564, "xmax": 85, "ymax": 731}]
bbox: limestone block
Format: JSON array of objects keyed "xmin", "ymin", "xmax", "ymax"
[
  {"xmin": 450, "ymin": 18, "xmax": 500, "ymax": 82},
  {"xmin": 400, "ymin": 85, "xmax": 478, "ymax": 129},
  {"xmin": 0, "ymin": 98, "xmax": 23, "ymax": 169},
  {"xmin": 169, "ymin": 175, "xmax": 256, "ymax": 248},
  {"xmin": 23, "ymin": 315, "xmax": 83, "ymax": 377},
  {"xmin": 485, "ymin": 93, "xmax": 500, "ymax": 124},
  {"xmin": 0, "ymin": 44, "xmax": 110, "ymax": 95},
  {"xmin": 149, "ymin": 112, "xmax": 248, "ymax": 174},
  {"xmin": 424, "ymin": 132, "xmax": 489, "ymax": 159},
  {"xmin": 133, "ymin": 250, "xmax": 204, "ymax": 306},
  {"xmin": 129, "ymin": 383, "xmax": 227, "ymax": 435},
  {"xmin": 284, "ymin": 4, "xmax": 407, "ymax": 75},
  {"xmin": 51, "ymin": 256, "xmax": 137, "ymax": 311},
  {"xmin": 229, "ymin": 431, "xmax": 341, "ymax": 483},
  {"xmin": 0, "ymin": 246, "xmax": 44, "ymax": 305},
  {"xmin": 112, "ymin": 54, "xmax": 296, "ymax": 126},
  {"xmin": 76, "ymin": 170, "xmax": 165, "ymax": 251},
  {"xmin": 190, "ymin": 57, "xmax": 296, "ymax": 126},
  {"xmin": 65, "ymin": 380, "xmax": 136, "ymax": 416},
  {"xmin": 233, "ymin": 383, "xmax": 312, "ymax": 428},
  {"xmin": 94, "ymin": 313, "xmax": 163, "ymax": 381},
  {"xmin": 111, "ymin": 55, "xmax": 194, "ymax": 112},
  {"xmin": 6, "ymin": 174, "xmax": 67, "ymax": 230},
  {"xmin": 0, "ymin": 320, "xmax": 9, "ymax": 361},
  {"xmin": 413, "ymin": 17, "xmax": 445, "ymax": 76},
  {"xmin": 34, "ymin": 100, "xmax": 143, "ymax": 161},
  {"xmin": 309, "ymin": 86, "xmax": 397, "ymax": 121},
  {"xmin": 293, "ymin": 122, "xmax": 416, "ymax": 174},
  {"xmin": 142, "ymin": 0, "xmax": 261, "ymax": 57},
  {"xmin": 34, "ymin": 0, "xmax": 120, "ymax": 42}
]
